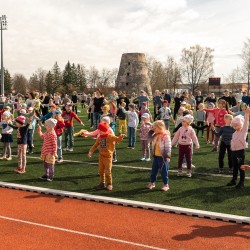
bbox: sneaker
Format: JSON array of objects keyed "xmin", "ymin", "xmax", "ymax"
[
  {"xmin": 113, "ymin": 159, "xmax": 117, "ymax": 163},
  {"xmin": 95, "ymin": 183, "xmax": 106, "ymax": 190},
  {"xmin": 191, "ymin": 164, "xmax": 195, "ymax": 168},
  {"xmin": 6, "ymin": 157, "xmax": 12, "ymax": 161},
  {"xmin": 236, "ymin": 182, "xmax": 244, "ymax": 189},
  {"xmin": 40, "ymin": 175, "xmax": 48, "ymax": 180},
  {"xmin": 177, "ymin": 170, "xmax": 183, "ymax": 176},
  {"xmin": 0, "ymin": 156, "xmax": 7, "ymax": 160},
  {"xmin": 57, "ymin": 158, "xmax": 64, "ymax": 163},
  {"xmin": 147, "ymin": 183, "xmax": 155, "ymax": 189},
  {"xmin": 68, "ymin": 148, "xmax": 73, "ymax": 152},
  {"xmin": 106, "ymin": 185, "xmax": 113, "ymax": 191},
  {"xmin": 47, "ymin": 178, "xmax": 53, "ymax": 182},
  {"xmin": 131, "ymin": 147, "xmax": 135, "ymax": 149},
  {"xmin": 206, "ymin": 141, "xmax": 210, "ymax": 144},
  {"xmin": 127, "ymin": 146, "xmax": 132, "ymax": 148},
  {"xmin": 219, "ymin": 168, "xmax": 224, "ymax": 174},
  {"xmin": 140, "ymin": 157, "xmax": 145, "ymax": 161},
  {"xmin": 145, "ymin": 158, "xmax": 151, "ymax": 162},
  {"xmin": 182, "ymin": 163, "xmax": 187, "ymax": 168},
  {"xmin": 17, "ymin": 168, "xmax": 26, "ymax": 174},
  {"xmin": 227, "ymin": 180, "xmax": 236, "ymax": 186},
  {"xmin": 63, "ymin": 147, "xmax": 69, "ymax": 151},
  {"xmin": 161, "ymin": 184, "xmax": 170, "ymax": 191},
  {"xmin": 14, "ymin": 167, "xmax": 22, "ymax": 172},
  {"xmin": 186, "ymin": 170, "xmax": 192, "ymax": 178}
]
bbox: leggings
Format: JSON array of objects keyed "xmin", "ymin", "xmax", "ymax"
[{"xmin": 2, "ymin": 142, "xmax": 11, "ymax": 157}]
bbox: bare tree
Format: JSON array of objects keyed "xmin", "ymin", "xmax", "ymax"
[
  {"xmin": 12, "ymin": 74, "xmax": 28, "ymax": 95},
  {"xmin": 87, "ymin": 66, "xmax": 100, "ymax": 90},
  {"xmin": 180, "ymin": 45, "xmax": 214, "ymax": 93},
  {"xmin": 241, "ymin": 38, "xmax": 250, "ymax": 92},
  {"xmin": 225, "ymin": 66, "xmax": 243, "ymax": 92},
  {"xmin": 29, "ymin": 68, "xmax": 47, "ymax": 92},
  {"xmin": 164, "ymin": 56, "xmax": 181, "ymax": 93}
]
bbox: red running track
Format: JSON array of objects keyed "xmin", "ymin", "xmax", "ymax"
[{"xmin": 0, "ymin": 188, "xmax": 249, "ymax": 249}]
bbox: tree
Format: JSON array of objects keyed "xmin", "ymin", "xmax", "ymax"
[
  {"xmin": 12, "ymin": 74, "xmax": 28, "ymax": 95},
  {"xmin": 225, "ymin": 66, "xmax": 243, "ymax": 92},
  {"xmin": 76, "ymin": 64, "xmax": 87, "ymax": 91},
  {"xmin": 4, "ymin": 69, "xmax": 11, "ymax": 94},
  {"xmin": 180, "ymin": 45, "xmax": 214, "ymax": 93},
  {"xmin": 87, "ymin": 66, "xmax": 99, "ymax": 90},
  {"xmin": 29, "ymin": 68, "xmax": 47, "ymax": 93},
  {"xmin": 52, "ymin": 61, "xmax": 62, "ymax": 92},
  {"xmin": 71, "ymin": 63, "xmax": 78, "ymax": 88},
  {"xmin": 164, "ymin": 57, "xmax": 181, "ymax": 93},
  {"xmin": 62, "ymin": 61, "xmax": 74, "ymax": 93},
  {"xmin": 241, "ymin": 38, "xmax": 250, "ymax": 92},
  {"xmin": 45, "ymin": 71, "xmax": 53, "ymax": 94}
]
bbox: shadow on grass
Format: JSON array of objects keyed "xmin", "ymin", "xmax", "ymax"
[{"xmin": 172, "ymin": 224, "xmax": 250, "ymax": 241}]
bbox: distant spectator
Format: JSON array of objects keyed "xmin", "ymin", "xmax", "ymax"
[
  {"xmin": 241, "ymin": 91, "xmax": 249, "ymax": 106},
  {"xmin": 163, "ymin": 89, "xmax": 171, "ymax": 106},
  {"xmin": 153, "ymin": 90, "xmax": 163, "ymax": 121},
  {"xmin": 229, "ymin": 91, "xmax": 237, "ymax": 107},
  {"xmin": 195, "ymin": 90, "xmax": 204, "ymax": 110},
  {"xmin": 173, "ymin": 92, "xmax": 182, "ymax": 120},
  {"xmin": 219, "ymin": 89, "xmax": 232, "ymax": 108}
]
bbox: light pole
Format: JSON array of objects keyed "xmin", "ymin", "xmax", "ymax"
[{"xmin": 0, "ymin": 15, "xmax": 7, "ymax": 96}]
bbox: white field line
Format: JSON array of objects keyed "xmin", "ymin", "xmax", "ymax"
[
  {"xmin": 0, "ymin": 215, "xmax": 166, "ymax": 250},
  {"xmin": 15, "ymin": 155, "xmax": 250, "ymax": 180}
]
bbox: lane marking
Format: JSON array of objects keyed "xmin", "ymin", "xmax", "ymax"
[
  {"xmin": 17, "ymin": 155, "xmax": 250, "ymax": 180},
  {"xmin": 0, "ymin": 215, "xmax": 166, "ymax": 250}
]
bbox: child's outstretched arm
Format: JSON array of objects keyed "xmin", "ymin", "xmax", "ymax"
[
  {"xmin": 240, "ymin": 165, "xmax": 250, "ymax": 171},
  {"xmin": 88, "ymin": 140, "xmax": 100, "ymax": 158},
  {"xmin": 37, "ymin": 125, "xmax": 44, "ymax": 139}
]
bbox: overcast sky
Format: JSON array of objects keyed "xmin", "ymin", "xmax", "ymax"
[{"xmin": 1, "ymin": 0, "xmax": 250, "ymax": 80}]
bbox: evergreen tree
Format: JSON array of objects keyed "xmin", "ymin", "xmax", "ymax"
[
  {"xmin": 71, "ymin": 63, "xmax": 78, "ymax": 88},
  {"xmin": 3, "ymin": 69, "xmax": 12, "ymax": 95},
  {"xmin": 45, "ymin": 70, "xmax": 53, "ymax": 94},
  {"xmin": 76, "ymin": 64, "xmax": 87, "ymax": 91},
  {"xmin": 62, "ymin": 61, "xmax": 73, "ymax": 93},
  {"xmin": 52, "ymin": 61, "xmax": 62, "ymax": 92}
]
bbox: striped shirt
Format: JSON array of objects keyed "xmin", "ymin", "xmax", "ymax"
[{"xmin": 39, "ymin": 130, "xmax": 57, "ymax": 156}]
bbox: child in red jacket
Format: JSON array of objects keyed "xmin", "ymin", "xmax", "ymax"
[
  {"xmin": 62, "ymin": 102, "xmax": 84, "ymax": 151},
  {"xmin": 53, "ymin": 109, "xmax": 65, "ymax": 163}
]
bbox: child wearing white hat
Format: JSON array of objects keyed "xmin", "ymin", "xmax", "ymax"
[
  {"xmin": 37, "ymin": 118, "xmax": 58, "ymax": 181},
  {"xmin": 172, "ymin": 114, "xmax": 200, "ymax": 177}
]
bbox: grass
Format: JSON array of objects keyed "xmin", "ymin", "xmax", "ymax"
[{"xmin": 0, "ymin": 106, "xmax": 250, "ymax": 217}]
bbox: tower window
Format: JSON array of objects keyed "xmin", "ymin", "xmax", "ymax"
[
  {"xmin": 126, "ymin": 82, "xmax": 129, "ymax": 86},
  {"xmin": 128, "ymin": 62, "xmax": 130, "ymax": 65},
  {"xmin": 127, "ymin": 73, "xmax": 130, "ymax": 76}
]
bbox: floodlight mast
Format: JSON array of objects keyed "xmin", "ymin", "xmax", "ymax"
[{"xmin": 0, "ymin": 15, "xmax": 7, "ymax": 96}]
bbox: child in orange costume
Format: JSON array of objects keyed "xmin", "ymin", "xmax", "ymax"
[{"xmin": 88, "ymin": 121, "xmax": 125, "ymax": 191}]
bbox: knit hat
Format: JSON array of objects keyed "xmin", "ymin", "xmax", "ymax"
[
  {"xmin": 66, "ymin": 102, "xmax": 72, "ymax": 107},
  {"xmin": 19, "ymin": 109, "xmax": 27, "ymax": 114},
  {"xmin": 21, "ymin": 103, "xmax": 27, "ymax": 108},
  {"xmin": 142, "ymin": 101, "xmax": 147, "ymax": 106},
  {"xmin": 16, "ymin": 115, "xmax": 26, "ymax": 125},
  {"xmin": 98, "ymin": 121, "xmax": 110, "ymax": 133},
  {"xmin": 28, "ymin": 107, "xmax": 34, "ymax": 111},
  {"xmin": 163, "ymin": 100, "xmax": 168, "ymax": 105},
  {"xmin": 53, "ymin": 109, "xmax": 62, "ymax": 116},
  {"xmin": 3, "ymin": 111, "xmax": 11, "ymax": 118},
  {"xmin": 45, "ymin": 118, "xmax": 57, "ymax": 129},
  {"xmin": 208, "ymin": 102, "xmax": 215, "ymax": 108},
  {"xmin": 181, "ymin": 101, "xmax": 186, "ymax": 105},
  {"xmin": 4, "ymin": 106, "xmax": 11, "ymax": 110},
  {"xmin": 49, "ymin": 104, "xmax": 57, "ymax": 109},
  {"xmin": 241, "ymin": 102, "xmax": 247, "ymax": 108},
  {"xmin": 141, "ymin": 113, "xmax": 150, "ymax": 119},
  {"xmin": 101, "ymin": 116, "xmax": 111, "ymax": 124},
  {"xmin": 232, "ymin": 115, "xmax": 244, "ymax": 127},
  {"xmin": 181, "ymin": 114, "xmax": 194, "ymax": 124}
]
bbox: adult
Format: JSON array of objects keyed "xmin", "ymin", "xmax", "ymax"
[
  {"xmin": 163, "ymin": 89, "xmax": 171, "ymax": 106},
  {"xmin": 204, "ymin": 92, "xmax": 217, "ymax": 106},
  {"xmin": 137, "ymin": 90, "xmax": 149, "ymax": 109},
  {"xmin": 61, "ymin": 94, "xmax": 72, "ymax": 111},
  {"xmin": 25, "ymin": 91, "xmax": 36, "ymax": 108},
  {"xmin": 173, "ymin": 92, "xmax": 182, "ymax": 120},
  {"xmin": 153, "ymin": 90, "xmax": 163, "ymax": 121},
  {"xmin": 92, "ymin": 88, "xmax": 105, "ymax": 129},
  {"xmin": 219, "ymin": 89, "xmax": 232, "ymax": 109},
  {"xmin": 195, "ymin": 90, "xmax": 204, "ymax": 110},
  {"xmin": 40, "ymin": 91, "xmax": 51, "ymax": 116},
  {"xmin": 229, "ymin": 91, "xmax": 236, "ymax": 107},
  {"xmin": 53, "ymin": 92, "xmax": 62, "ymax": 106},
  {"xmin": 117, "ymin": 91, "xmax": 130, "ymax": 110},
  {"xmin": 188, "ymin": 93, "xmax": 196, "ymax": 111},
  {"xmin": 71, "ymin": 91, "xmax": 78, "ymax": 114},
  {"xmin": 80, "ymin": 92, "xmax": 88, "ymax": 109},
  {"xmin": 241, "ymin": 91, "xmax": 249, "ymax": 106}
]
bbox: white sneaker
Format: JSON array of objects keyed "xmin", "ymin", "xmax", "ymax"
[
  {"xmin": 57, "ymin": 159, "xmax": 63, "ymax": 163},
  {"xmin": 63, "ymin": 147, "xmax": 68, "ymax": 151},
  {"xmin": 68, "ymin": 148, "xmax": 73, "ymax": 152},
  {"xmin": 182, "ymin": 163, "xmax": 187, "ymax": 168},
  {"xmin": 140, "ymin": 157, "xmax": 145, "ymax": 161},
  {"xmin": 145, "ymin": 158, "xmax": 151, "ymax": 162},
  {"xmin": 186, "ymin": 170, "xmax": 192, "ymax": 178},
  {"xmin": 177, "ymin": 170, "xmax": 183, "ymax": 176},
  {"xmin": 191, "ymin": 164, "xmax": 195, "ymax": 168}
]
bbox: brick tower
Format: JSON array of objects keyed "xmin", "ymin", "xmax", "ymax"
[{"xmin": 116, "ymin": 53, "xmax": 152, "ymax": 96}]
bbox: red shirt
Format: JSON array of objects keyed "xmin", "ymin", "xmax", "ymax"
[
  {"xmin": 54, "ymin": 120, "xmax": 65, "ymax": 136},
  {"xmin": 214, "ymin": 108, "xmax": 228, "ymax": 126},
  {"xmin": 62, "ymin": 111, "xmax": 82, "ymax": 127}
]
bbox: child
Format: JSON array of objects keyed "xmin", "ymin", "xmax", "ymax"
[
  {"xmin": 212, "ymin": 114, "xmax": 235, "ymax": 174},
  {"xmin": 175, "ymin": 107, "xmax": 186, "ymax": 128},
  {"xmin": 116, "ymin": 101, "xmax": 127, "ymax": 135},
  {"xmin": 100, "ymin": 104, "xmax": 111, "ymax": 121},
  {"xmin": 53, "ymin": 109, "xmax": 65, "ymax": 163},
  {"xmin": 62, "ymin": 102, "xmax": 84, "ymax": 151},
  {"xmin": 88, "ymin": 121, "xmax": 125, "ymax": 191},
  {"xmin": 212, "ymin": 99, "xmax": 228, "ymax": 152},
  {"xmin": 121, "ymin": 103, "xmax": 139, "ymax": 149},
  {"xmin": 0, "ymin": 111, "xmax": 13, "ymax": 160},
  {"xmin": 157, "ymin": 100, "xmax": 175, "ymax": 129},
  {"xmin": 139, "ymin": 102, "xmax": 152, "ymax": 122},
  {"xmin": 147, "ymin": 120, "xmax": 171, "ymax": 191},
  {"xmin": 204, "ymin": 102, "xmax": 215, "ymax": 144},
  {"xmin": 226, "ymin": 108, "xmax": 250, "ymax": 188},
  {"xmin": 9, "ymin": 116, "xmax": 30, "ymax": 173},
  {"xmin": 109, "ymin": 98, "xmax": 117, "ymax": 120},
  {"xmin": 172, "ymin": 115, "xmax": 200, "ymax": 177},
  {"xmin": 194, "ymin": 103, "xmax": 206, "ymax": 137},
  {"xmin": 37, "ymin": 118, "xmax": 58, "ymax": 181},
  {"xmin": 139, "ymin": 113, "xmax": 152, "ymax": 161}
]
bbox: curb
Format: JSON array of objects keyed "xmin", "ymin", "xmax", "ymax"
[{"xmin": 0, "ymin": 181, "xmax": 249, "ymax": 225}]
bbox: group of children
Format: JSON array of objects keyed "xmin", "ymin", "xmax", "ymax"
[{"xmin": 1, "ymin": 94, "xmax": 250, "ymax": 192}]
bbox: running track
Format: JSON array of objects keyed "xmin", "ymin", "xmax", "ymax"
[{"xmin": 0, "ymin": 188, "xmax": 249, "ymax": 249}]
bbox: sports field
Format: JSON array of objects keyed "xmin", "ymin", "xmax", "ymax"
[{"xmin": 0, "ymin": 107, "xmax": 250, "ymax": 217}]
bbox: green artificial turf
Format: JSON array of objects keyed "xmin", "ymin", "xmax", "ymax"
[{"xmin": 0, "ymin": 106, "xmax": 250, "ymax": 217}]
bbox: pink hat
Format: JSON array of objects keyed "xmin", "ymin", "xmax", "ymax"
[
  {"xmin": 232, "ymin": 115, "xmax": 244, "ymax": 127},
  {"xmin": 163, "ymin": 100, "xmax": 168, "ymax": 105},
  {"xmin": 142, "ymin": 101, "xmax": 147, "ymax": 106},
  {"xmin": 16, "ymin": 115, "xmax": 26, "ymax": 125}
]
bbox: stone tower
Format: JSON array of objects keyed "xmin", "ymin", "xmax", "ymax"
[{"xmin": 116, "ymin": 53, "xmax": 152, "ymax": 97}]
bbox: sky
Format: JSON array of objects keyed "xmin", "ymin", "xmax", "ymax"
[{"xmin": 1, "ymin": 0, "xmax": 250, "ymax": 81}]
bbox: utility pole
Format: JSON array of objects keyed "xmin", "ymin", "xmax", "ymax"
[{"xmin": 0, "ymin": 15, "xmax": 7, "ymax": 96}]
